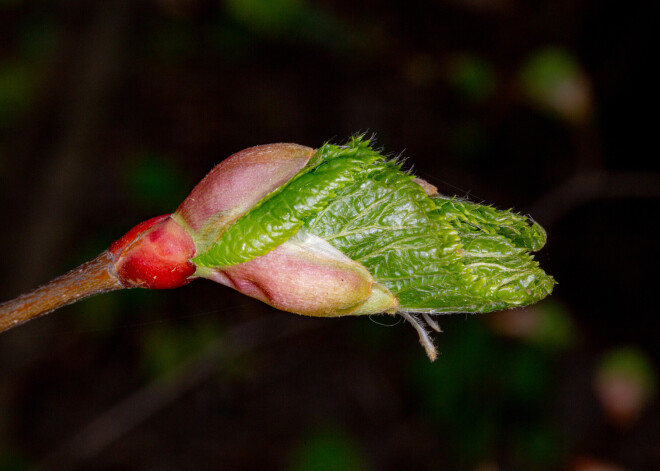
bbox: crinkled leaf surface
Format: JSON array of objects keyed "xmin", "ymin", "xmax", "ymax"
[
  {"xmin": 304, "ymin": 161, "xmax": 463, "ymax": 310},
  {"xmin": 427, "ymin": 197, "xmax": 555, "ymax": 312},
  {"xmin": 304, "ymin": 159, "xmax": 554, "ymax": 313},
  {"xmin": 193, "ymin": 138, "xmax": 382, "ymax": 267},
  {"xmin": 194, "ymin": 136, "xmax": 555, "ymax": 313}
]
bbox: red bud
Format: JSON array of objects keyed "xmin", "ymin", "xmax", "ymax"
[{"xmin": 110, "ymin": 215, "xmax": 196, "ymax": 289}]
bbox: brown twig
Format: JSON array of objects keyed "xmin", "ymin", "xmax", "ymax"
[
  {"xmin": 6, "ymin": 0, "xmax": 132, "ymax": 297},
  {"xmin": 0, "ymin": 251, "xmax": 124, "ymax": 333}
]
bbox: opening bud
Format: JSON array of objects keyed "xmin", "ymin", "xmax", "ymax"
[{"xmin": 110, "ymin": 215, "xmax": 196, "ymax": 289}]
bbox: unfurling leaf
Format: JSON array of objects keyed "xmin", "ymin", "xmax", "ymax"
[
  {"xmin": 0, "ymin": 135, "xmax": 555, "ymax": 360},
  {"xmin": 183, "ymin": 136, "xmax": 555, "ymax": 359}
]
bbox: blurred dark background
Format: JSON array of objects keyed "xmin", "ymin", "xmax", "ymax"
[{"xmin": 1, "ymin": 1, "xmax": 659, "ymax": 470}]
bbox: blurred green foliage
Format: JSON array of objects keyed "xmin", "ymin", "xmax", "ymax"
[
  {"xmin": 288, "ymin": 426, "xmax": 372, "ymax": 471},
  {"xmin": 122, "ymin": 151, "xmax": 189, "ymax": 213},
  {"xmin": 411, "ymin": 319, "xmax": 564, "ymax": 468},
  {"xmin": 527, "ymin": 300, "xmax": 575, "ymax": 351},
  {"xmin": 0, "ymin": 61, "xmax": 37, "ymax": 127},
  {"xmin": 513, "ymin": 425, "xmax": 560, "ymax": 468},
  {"xmin": 140, "ymin": 320, "xmax": 221, "ymax": 378},
  {"xmin": 18, "ymin": 15, "xmax": 58, "ymax": 61},
  {"xmin": 72, "ymin": 290, "xmax": 124, "ymax": 332},
  {"xmin": 519, "ymin": 48, "xmax": 591, "ymax": 123},
  {"xmin": 224, "ymin": 0, "xmax": 307, "ymax": 35},
  {"xmin": 0, "ymin": 14, "xmax": 56, "ymax": 128},
  {"xmin": 447, "ymin": 54, "xmax": 497, "ymax": 103},
  {"xmin": 598, "ymin": 346, "xmax": 657, "ymax": 396},
  {"xmin": 0, "ymin": 447, "xmax": 30, "ymax": 471},
  {"xmin": 73, "ymin": 287, "xmax": 163, "ymax": 333},
  {"xmin": 148, "ymin": 20, "xmax": 196, "ymax": 64},
  {"xmin": 222, "ymin": 0, "xmax": 352, "ymax": 52}
]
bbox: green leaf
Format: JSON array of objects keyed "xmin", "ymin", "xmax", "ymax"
[
  {"xmin": 425, "ymin": 197, "xmax": 555, "ymax": 312},
  {"xmin": 305, "ymin": 162, "xmax": 554, "ymax": 313},
  {"xmin": 194, "ymin": 137, "xmax": 554, "ymax": 314},
  {"xmin": 432, "ymin": 197, "xmax": 547, "ymax": 251},
  {"xmin": 305, "ymin": 161, "xmax": 464, "ymax": 310},
  {"xmin": 193, "ymin": 137, "xmax": 382, "ymax": 267}
]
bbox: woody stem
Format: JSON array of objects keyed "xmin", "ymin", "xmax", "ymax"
[{"xmin": 0, "ymin": 251, "xmax": 124, "ymax": 333}]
